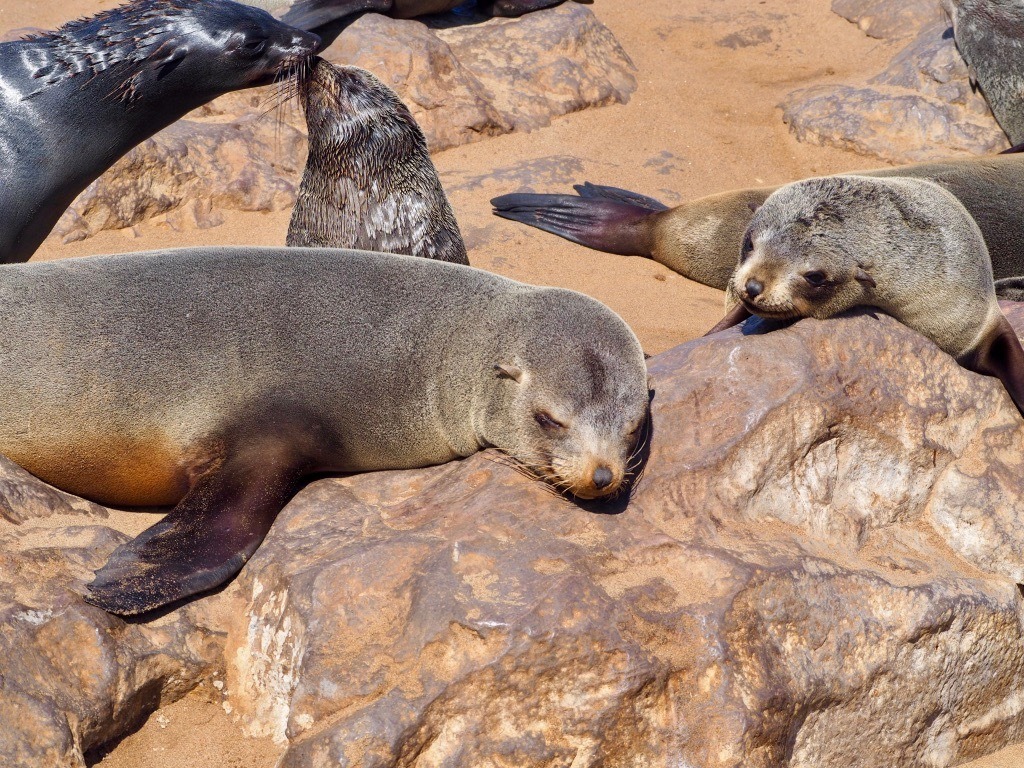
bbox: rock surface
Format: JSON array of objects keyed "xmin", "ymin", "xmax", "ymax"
[
  {"xmin": 831, "ymin": 0, "xmax": 943, "ymax": 39},
  {"xmin": 7, "ymin": 305, "xmax": 1024, "ymax": 765},
  {"xmin": 783, "ymin": 15, "xmax": 1008, "ymax": 161},
  {"xmin": 43, "ymin": 3, "xmax": 636, "ymax": 247}
]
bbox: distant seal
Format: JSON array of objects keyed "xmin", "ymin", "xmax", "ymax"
[
  {"xmin": 707, "ymin": 175, "xmax": 1024, "ymax": 415},
  {"xmin": 240, "ymin": 0, "xmax": 580, "ymax": 33},
  {"xmin": 942, "ymin": 0, "xmax": 1024, "ymax": 146},
  {"xmin": 287, "ymin": 58, "xmax": 467, "ymax": 264},
  {"xmin": 490, "ymin": 154, "xmax": 1024, "ymax": 293},
  {"xmin": 0, "ymin": 247, "xmax": 649, "ymax": 615},
  {"xmin": 0, "ymin": 0, "xmax": 321, "ymax": 263}
]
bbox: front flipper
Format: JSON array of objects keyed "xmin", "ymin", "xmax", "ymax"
[
  {"xmin": 484, "ymin": 0, "xmax": 589, "ymax": 17},
  {"xmin": 491, "ymin": 191, "xmax": 658, "ymax": 257},
  {"xmin": 962, "ymin": 314, "xmax": 1024, "ymax": 417},
  {"xmin": 280, "ymin": 0, "xmax": 392, "ymax": 31},
  {"xmin": 704, "ymin": 303, "xmax": 752, "ymax": 336},
  {"xmin": 86, "ymin": 456, "xmax": 305, "ymax": 617}
]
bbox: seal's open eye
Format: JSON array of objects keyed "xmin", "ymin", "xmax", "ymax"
[
  {"xmin": 534, "ymin": 411, "xmax": 566, "ymax": 431},
  {"xmin": 803, "ymin": 270, "xmax": 827, "ymax": 288},
  {"xmin": 241, "ymin": 38, "xmax": 267, "ymax": 55}
]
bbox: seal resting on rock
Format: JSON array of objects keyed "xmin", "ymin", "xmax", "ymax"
[
  {"xmin": 287, "ymin": 58, "xmax": 467, "ymax": 264},
  {"xmin": 706, "ymin": 175, "xmax": 1024, "ymax": 415},
  {"xmin": 490, "ymin": 155, "xmax": 1024, "ymax": 294},
  {"xmin": 240, "ymin": 0, "xmax": 583, "ymax": 32},
  {"xmin": 0, "ymin": 247, "xmax": 649, "ymax": 615},
  {"xmin": 0, "ymin": 0, "xmax": 321, "ymax": 263}
]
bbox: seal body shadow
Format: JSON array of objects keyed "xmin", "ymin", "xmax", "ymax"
[
  {"xmin": 287, "ymin": 58, "xmax": 467, "ymax": 264},
  {"xmin": 0, "ymin": 0, "xmax": 321, "ymax": 263},
  {"xmin": 0, "ymin": 247, "xmax": 649, "ymax": 615}
]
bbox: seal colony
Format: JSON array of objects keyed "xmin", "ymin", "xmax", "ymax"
[
  {"xmin": 0, "ymin": 0, "xmax": 321, "ymax": 263},
  {"xmin": 287, "ymin": 58, "xmax": 468, "ymax": 263},
  {"xmin": 0, "ymin": 247, "xmax": 648, "ymax": 615},
  {"xmin": 491, "ymin": 154, "xmax": 1024, "ymax": 293},
  {"xmin": 706, "ymin": 175, "xmax": 1024, "ymax": 414}
]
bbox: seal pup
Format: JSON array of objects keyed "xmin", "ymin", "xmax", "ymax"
[
  {"xmin": 240, "ymin": 0, "xmax": 578, "ymax": 33},
  {"xmin": 287, "ymin": 58, "xmax": 468, "ymax": 264},
  {"xmin": 0, "ymin": 0, "xmax": 322, "ymax": 263},
  {"xmin": 707, "ymin": 175, "xmax": 1024, "ymax": 415},
  {"xmin": 942, "ymin": 0, "xmax": 1024, "ymax": 146},
  {"xmin": 0, "ymin": 246, "xmax": 648, "ymax": 615},
  {"xmin": 490, "ymin": 154, "xmax": 1024, "ymax": 291}
]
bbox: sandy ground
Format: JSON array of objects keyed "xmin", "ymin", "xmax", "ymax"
[{"xmin": 5, "ymin": 0, "xmax": 1023, "ymax": 766}]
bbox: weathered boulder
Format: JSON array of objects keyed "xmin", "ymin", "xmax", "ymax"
[
  {"xmin": 43, "ymin": 3, "xmax": 635, "ymax": 247},
  {"xmin": 783, "ymin": 19, "xmax": 1008, "ymax": 161},
  {"xmin": 8, "ymin": 305, "xmax": 1024, "ymax": 765},
  {"xmin": 831, "ymin": 0, "xmax": 943, "ymax": 39}
]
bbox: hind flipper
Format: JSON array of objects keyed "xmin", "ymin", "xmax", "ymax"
[
  {"xmin": 962, "ymin": 313, "xmax": 1024, "ymax": 417},
  {"xmin": 85, "ymin": 455, "xmax": 305, "ymax": 617},
  {"xmin": 1000, "ymin": 142, "xmax": 1024, "ymax": 155},
  {"xmin": 704, "ymin": 303, "xmax": 752, "ymax": 336},
  {"xmin": 280, "ymin": 0, "xmax": 391, "ymax": 31},
  {"xmin": 573, "ymin": 182, "xmax": 670, "ymax": 212},
  {"xmin": 491, "ymin": 193, "xmax": 658, "ymax": 257},
  {"xmin": 996, "ymin": 277, "xmax": 1024, "ymax": 302},
  {"xmin": 484, "ymin": 0, "xmax": 588, "ymax": 17}
]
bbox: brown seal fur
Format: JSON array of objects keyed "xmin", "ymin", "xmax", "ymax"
[
  {"xmin": 0, "ymin": 246, "xmax": 649, "ymax": 615},
  {"xmin": 491, "ymin": 154, "xmax": 1024, "ymax": 294},
  {"xmin": 707, "ymin": 175, "xmax": 1024, "ymax": 417},
  {"xmin": 287, "ymin": 58, "xmax": 467, "ymax": 264}
]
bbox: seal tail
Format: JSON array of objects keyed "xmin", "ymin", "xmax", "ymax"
[{"xmin": 491, "ymin": 184, "xmax": 666, "ymax": 257}]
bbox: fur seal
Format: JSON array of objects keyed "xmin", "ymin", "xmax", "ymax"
[
  {"xmin": 240, "ymin": 0, "xmax": 580, "ymax": 33},
  {"xmin": 490, "ymin": 154, "xmax": 1024, "ymax": 293},
  {"xmin": 0, "ymin": 0, "xmax": 322, "ymax": 264},
  {"xmin": 0, "ymin": 246, "xmax": 649, "ymax": 615},
  {"xmin": 706, "ymin": 175, "xmax": 1024, "ymax": 414},
  {"xmin": 287, "ymin": 58, "xmax": 468, "ymax": 264},
  {"xmin": 942, "ymin": 0, "xmax": 1024, "ymax": 146}
]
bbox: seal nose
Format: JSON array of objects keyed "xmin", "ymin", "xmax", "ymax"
[
  {"xmin": 592, "ymin": 465, "xmax": 614, "ymax": 490},
  {"xmin": 745, "ymin": 279, "xmax": 764, "ymax": 299},
  {"xmin": 295, "ymin": 30, "xmax": 323, "ymax": 54}
]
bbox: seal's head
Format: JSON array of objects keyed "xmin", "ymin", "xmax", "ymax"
[
  {"xmin": 478, "ymin": 289, "xmax": 650, "ymax": 501},
  {"xmin": 728, "ymin": 176, "xmax": 899, "ymax": 321},
  {"xmin": 28, "ymin": 0, "xmax": 322, "ymax": 104}
]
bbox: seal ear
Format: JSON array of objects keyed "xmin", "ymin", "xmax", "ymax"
[
  {"xmin": 855, "ymin": 268, "xmax": 876, "ymax": 288},
  {"xmin": 494, "ymin": 363, "xmax": 523, "ymax": 382},
  {"xmin": 748, "ymin": 201, "xmax": 761, "ymax": 213}
]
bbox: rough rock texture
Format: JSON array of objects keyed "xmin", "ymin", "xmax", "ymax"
[
  {"xmin": 783, "ymin": 18, "xmax": 1008, "ymax": 162},
  {"xmin": 43, "ymin": 3, "xmax": 635, "ymax": 247},
  {"xmin": 831, "ymin": 0, "xmax": 943, "ymax": 39},
  {"xmin": 8, "ymin": 305, "xmax": 1024, "ymax": 765}
]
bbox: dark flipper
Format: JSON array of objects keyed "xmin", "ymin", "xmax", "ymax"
[
  {"xmin": 280, "ymin": 0, "xmax": 391, "ymax": 31},
  {"xmin": 573, "ymin": 182, "xmax": 670, "ymax": 212},
  {"xmin": 704, "ymin": 303, "xmax": 752, "ymax": 336},
  {"xmin": 963, "ymin": 314, "xmax": 1024, "ymax": 417},
  {"xmin": 485, "ymin": 0, "xmax": 589, "ymax": 17},
  {"xmin": 85, "ymin": 455, "xmax": 305, "ymax": 617},
  {"xmin": 1000, "ymin": 142, "xmax": 1024, "ymax": 155},
  {"xmin": 491, "ymin": 192, "xmax": 658, "ymax": 257},
  {"xmin": 995, "ymin": 277, "xmax": 1024, "ymax": 302}
]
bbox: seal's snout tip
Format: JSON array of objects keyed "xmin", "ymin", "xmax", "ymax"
[
  {"xmin": 745, "ymin": 279, "xmax": 764, "ymax": 299},
  {"xmin": 592, "ymin": 465, "xmax": 613, "ymax": 490},
  {"xmin": 293, "ymin": 29, "xmax": 323, "ymax": 55}
]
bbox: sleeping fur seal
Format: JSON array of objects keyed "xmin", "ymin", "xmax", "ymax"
[
  {"xmin": 942, "ymin": 0, "xmax": 1024, "ymax": 146},
  {"xmin": 287, "ymin": 58, "xmax": 467, "ymax": 264},
  {"xmin": 0, "ymin": 247, "xmax": 649, "ymax": 615},
  {"xmin": 0, "ymin": 0, "xmax": 321, "ymax": 263},
  {"xmin": 491, "ymin": 154, "xmax": 1024, "ymax": 295},
  {"xmin": 707, "ymin": 175, "xmax": 1024, "ymax": 415}
]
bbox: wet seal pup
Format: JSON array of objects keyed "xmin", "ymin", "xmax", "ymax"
[
  {"xmin": 0, "ymin": 0, "xmax": 321, "ymax": 263},
  {"xmin": 0, "ymin": 247, "xmax": 649, "ymax": 615},
  {"xmin": 942, "ymin": 0, "xmax": 1024, "ymax": 146},
  {"xmin": 287, "ymin": 58, "xmax": 468, "ymax": 264},
  {"xmin": 706, "ymin": 175, "xmax": 1024, "ymax": 414},
  {"xmin": 241, "ymin": 0, "xmax": 582, "ymax": 34},
  {"xmin": 491, "ymin": 154, "xmax": 1024, "ymax": 293}
]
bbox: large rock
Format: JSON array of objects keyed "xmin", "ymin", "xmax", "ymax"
[
  {"xmin": 831, "ymin": 0, "xmax": 943, "ymax": 39},
  {"xmin": 8, "ymin": 305, "xmax": 1024, "ymax": 765},
  {"xmin": 43, "ymin": 4, "xmax": 635, "ymax": 247},
  {"xmin": 783, "ymin": 19, "xmax": 1008, "ymax": 162}
]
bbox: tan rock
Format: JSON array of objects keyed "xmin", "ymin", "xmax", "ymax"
[{"xmin": 831, "ymin": 0, "xmax": 944, "ymax": 39}]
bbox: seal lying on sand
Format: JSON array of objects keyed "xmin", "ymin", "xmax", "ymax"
[
  {"xmin": 287, "ymin": 58, "xmax": 467, "ymax": 263},
  {"xmin": 491, "ymin": 155, "xmax": 1024, "ymax": 293},
  {"xmin": 706, "ymin": 175, "xmax": 1024, "ymax": 415},
  {"xmin": 942, "ymin": 0, "xmax": 1024, "ymax": 146},
  {"xmin": 0, "ymin": 247, "xmax": 648, "ymax": 615},
  {"xmin": 0, "ymin": 0, "xmax": 321, "ymax": 263},
  {"xmin": 241, "ymin": 0, "xmax": 584, "ymax": 33}
]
